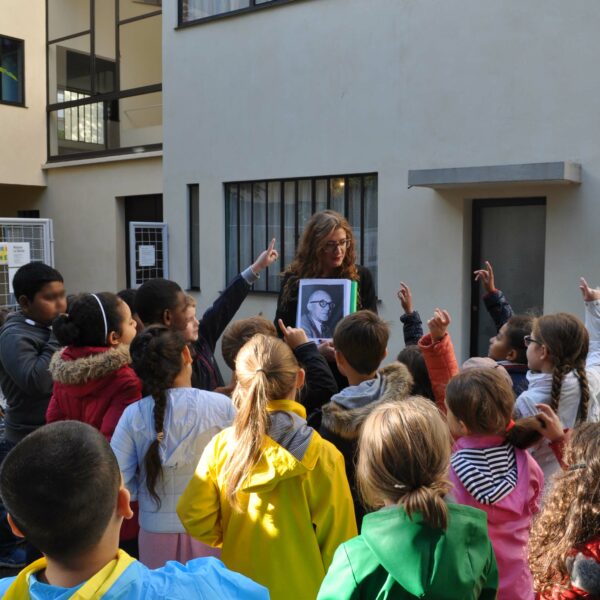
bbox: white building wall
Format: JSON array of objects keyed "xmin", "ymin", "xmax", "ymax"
[{"xmin": 163, "ymin": 0, "xmax": 600, "ymax": 363}]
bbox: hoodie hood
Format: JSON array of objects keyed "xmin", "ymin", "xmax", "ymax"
[
  {"xmin": 241, "ymin": 400, "xmax": 319, "ymax": 494},
  {"xmin": 321, "ymin": 361, "xmax": 413, "ymax": 440},
  {"xmin": 360, "ymin": 503, "xmax": 493, "ymax": 598},
  {"xmin": 451, "ymin": 440, "xmax": 517, "ymax": 505},
  {"xmin": 49, "ymin": 345, "xmax": 131, "ymax": 387}
]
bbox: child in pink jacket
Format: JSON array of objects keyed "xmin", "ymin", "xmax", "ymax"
[{"xmin": 445, "ymin": 367, "xmax": 544, "ymax": 600}]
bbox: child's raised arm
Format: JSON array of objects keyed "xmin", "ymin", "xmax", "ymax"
[
  {"xmin": 397, "ymin": 282, "xmax": 423, "ymax": 346},
  {"xmin": 474, "ymin": 261, "xmax": 513, "ymax": 331},
  {"xmin": 579, "ymin": 277, "xmax": 600, "ymax": 421},
  {"xmin": 418, "ymin": 308, "xmax": 458, "ymax": 413}
]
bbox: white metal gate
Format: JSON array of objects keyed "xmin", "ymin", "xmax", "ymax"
[
  {"xmin": 128, "ymin": 221, "xmax": 168, "ymax": 288},
  {"xmin": 0, "ymin": 218, "xmax": 54, "ymax": 309}
]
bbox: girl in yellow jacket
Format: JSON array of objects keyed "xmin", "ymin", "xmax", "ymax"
[{"xmin": 177, "ymin": 333, "xmax": 357, "ymax": 600}]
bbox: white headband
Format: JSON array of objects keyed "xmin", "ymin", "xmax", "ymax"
[{"xmin": 91, "ymin": 294, "xmax": 108, "ymax": 341}]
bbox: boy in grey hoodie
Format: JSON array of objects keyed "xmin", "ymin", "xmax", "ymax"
[
  {"xmin": 319, "ymin": 311, "xmax": 413, "ymax": 527},
  {"xmin": 0, "ymin": 262, "xmax": 66, "ymax": 566}
]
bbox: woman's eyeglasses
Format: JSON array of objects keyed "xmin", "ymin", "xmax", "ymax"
[
  {"xmin": 523, "ymin": 335, "xmax": 542, "ymax": 347},
  {"xmin": 323, "ymin": 239, "xmax": 350, "ymax": 252},
  {"xmin": 309, "ymin": 300, "xmax": 336, "ymax": 309}
]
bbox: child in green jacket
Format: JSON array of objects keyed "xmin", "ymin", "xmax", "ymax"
[{"xmin": 318, "ymin": 397, "xmax": 499, "ymax": 600}]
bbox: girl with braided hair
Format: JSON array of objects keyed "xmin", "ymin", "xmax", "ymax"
[
  {"xmin": 515, "ymin": 279, "xmax": 600, "ymax": 481},
  {"xmin": 111, "ymin": 325, "xmax": 235, "ymax": 569}
]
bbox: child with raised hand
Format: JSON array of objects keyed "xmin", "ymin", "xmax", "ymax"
[
  {"xmin": 318, "ymin": 397, "xmax": 499, "ymax": 600},
  {"xmin": 177, "ymin": 334, "xmax": 357, "ymax": 600},
  {"xmin": 47, "ymin": 292, "xmax": 142, "ymax": 440},
  {"xmin": 0, "ymin": 421, "xmax": 268, "ymax": 599},
  {"xmin": 417, "ymin": 307, "xmax": 458, "ymax": 412},
  {"xmin": 446, "ymin": 368, "xmax": 544, "ymax": 600},
  {"xmin": 111, "ymin": 326, "xmax": 235, "ymax": 569},
  {"xmin": 528, "ymin": 422, "xmax": 600, "ymax": 599},
  {"xmin": 134, "ymin": 239, "xmax": 279, "ymax": 392},
  {"xmin": 514, "ymin": 278, "xmax": 600, "ymax": 480},
  {"xmin": 474, "ymin": 261, "xmax": 532, "ymax": 394},
  {"xmin": 319, "ymin": 311, "xmax": 413, "ymax": 527}
]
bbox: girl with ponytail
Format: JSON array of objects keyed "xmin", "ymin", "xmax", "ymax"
[
  {"xmin": 177, "ymin": 334, "xmax": 356, "ymax": 600},
  {"xmin": 446, "ymin": 368, "xmax": 544, "ymax": 600},
  {"xmin": 319, "ymin": 397, "xmax": 498, "ymax": 600},
  {"xmin": 111, "ymin": 325, "xmax": 235, "ymax": 569}
]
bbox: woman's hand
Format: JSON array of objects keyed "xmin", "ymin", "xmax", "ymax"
[
  {"xmin": 473, "ymin": 261, "xmax": 497, "ymax": 294},
  {"xmin": 278, "ymin": 319, "xmax": 309, "ymax": 350},
  {"xmin": 397, "ymin": 282, "xmax": 413, "ymax": 314},
  {"xmin": 251, "ymin": 238, "xmax": 279, "ymax": 274},
  {"xmin": 427, "ymin": 308, "xmax": 451, "ymax": 342}
]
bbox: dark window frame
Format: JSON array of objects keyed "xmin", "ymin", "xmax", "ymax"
[
  {"xmin": 224, "ymin": 172, "xmax": 378, "ymax": 294},
  {"xmin": 177, "ymin": 0, "xmax": 303, "ymax": 28},
  {"xmin": 469, "ymin": 196, "xmax": 546, "ymax": 356},
  {"xmin": 0, "ymin": 34, "xmax": 25, "ymax": 107},
  {"xmin": 45, "ymin": 0, "xmax": 162, "ymax": 162},
  {"xmin": 188, "ymin": 184, "xmax": 201, "ymax": 291}
]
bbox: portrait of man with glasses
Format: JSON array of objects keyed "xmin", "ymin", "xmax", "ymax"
[{"xmin": 297, "ymin": 283, "xmax": 345, "ymax": 340}]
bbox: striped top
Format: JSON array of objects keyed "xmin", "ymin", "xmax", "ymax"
[{"xmin": 451, "ymin": 442, "xmax": 517, "ymax": 505}]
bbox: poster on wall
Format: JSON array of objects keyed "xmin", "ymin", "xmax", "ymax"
[
  {"xmin": 6, "ymin": 243, "xmax": 30, "ymax": 268},
  {"xmin": 139, "ymin": 245, "xmax": 156, "ymax": 267},
  {"xmin": 0, "ymin": 245, "xmax": 8, "ymax": 266}
]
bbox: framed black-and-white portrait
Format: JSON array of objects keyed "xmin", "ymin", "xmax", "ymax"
[{"xmin": 296, "ymin": 279, "xmax": 356, "ymax": 341}]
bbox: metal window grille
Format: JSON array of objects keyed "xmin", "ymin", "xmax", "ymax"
[
  {"xmin": 0, "ymin": 218, "xmax": 54, "ymax": 310},
  {"xmin": 224, "ymin": 173, "xmax": 378, "ymax": 293},
  {"xmin": 128, "ymin": 222, "xmax": 168, "ymax": 288}
]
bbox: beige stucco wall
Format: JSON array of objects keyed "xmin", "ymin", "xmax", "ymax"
[
  {"xmin": 0, "ymin": 0, "xmax": 47, "ymax": 187},
  {"xmin": 42, "ymin": 155, "xmax": 162, "ymax": 293}
]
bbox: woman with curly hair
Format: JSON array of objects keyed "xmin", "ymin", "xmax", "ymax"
[
  {"xmin": 274, "ymin": 210, "xmax": 377, "ymax": 357},
  {"xmin": 528, "ymin": 422, "xmax": 600, "ymax": 599}
]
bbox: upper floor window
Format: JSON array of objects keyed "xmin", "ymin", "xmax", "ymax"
[
  {"xmin": 0, "ymin": 35, "xmax": 24, "ymax": 106},
  {"xmin": 179, "ymin": 0, "xmax": 294, "ymax": 26},
  {"xmin": 46, "ymin": 0, "xmax": 162, "ymax": 160},
  {"xmin": 225, "ymin": 173, "xmax": 378, "ymax": 292}
]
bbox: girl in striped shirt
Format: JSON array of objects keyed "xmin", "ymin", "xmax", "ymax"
[{"xmin": 446, "ymin": 367, "xmax": 544, "ymax": 600}]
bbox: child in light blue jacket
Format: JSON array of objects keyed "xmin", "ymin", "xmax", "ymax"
[
  {"xmin": 111, "ymin": 325, "xmax": 235, "ymax": 568},
  {"xmin": 0, "ymin": 421, "xmax": 267, "ymax": 599}
]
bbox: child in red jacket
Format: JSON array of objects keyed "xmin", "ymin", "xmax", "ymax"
[{"xmin": 47, "ymin": 292, "xmax": 141, "ymax": 439}]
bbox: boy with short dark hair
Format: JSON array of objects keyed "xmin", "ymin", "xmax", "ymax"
[
  {"xmin": 0, "ymin": 421, "xmax": 269, "ymax": 599},
  {"xmin": 319, "ymin": 310, "xmax": 413, "ymax": 526},
  {"xmin": 0, "ymin": 262, "xmax": 66, "ymax": 567},
  {"xmin": 0, "ymin": 262, "xmax": 66, "ymax": 445}
]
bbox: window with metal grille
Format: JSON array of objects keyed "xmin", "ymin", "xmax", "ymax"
[
  {"xmin": 128, "ymin": 222, "xmax": 168, "ymax": 288},
  {"xmin": 225, "ymin": 173, "xmax": 377, "ymax": 293},
  {"xmin": 0, "ymin": 219, "xmax": 54, "ymax": 309}
]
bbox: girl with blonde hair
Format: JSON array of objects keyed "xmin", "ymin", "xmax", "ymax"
[
  {"xmin": 318, "ymin": 397, "xmax": 498, "ymax": 600},
  {"xmin": 177, "ymin": 334, "xmax": 356, "ymax": 600}
]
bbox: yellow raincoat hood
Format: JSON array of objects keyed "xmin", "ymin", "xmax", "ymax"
[{"xmin": 178, "ymin": 399, "xmax": 357, "ymax": 600}]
